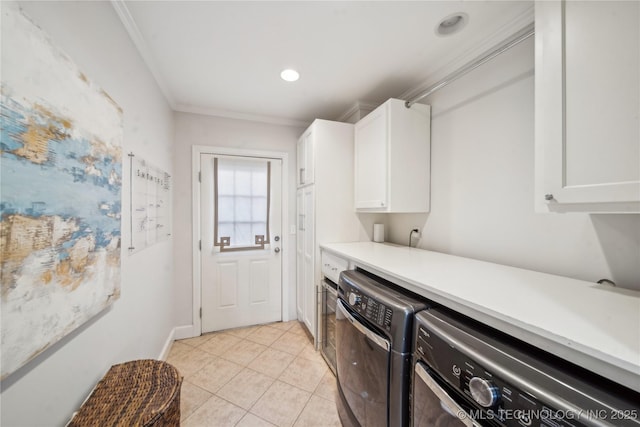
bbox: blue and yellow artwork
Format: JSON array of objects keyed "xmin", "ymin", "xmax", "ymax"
[{"xmin": 0, "ymin": 4, "xmax": 123, "ymax": 379}]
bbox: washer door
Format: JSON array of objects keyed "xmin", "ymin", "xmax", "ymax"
[
  {"xmin": 413, "ymin": 362, "xmax": 480, "ymax": 427},
  {"xmin": 336, "ymin": 298, "xmax": 390, "ymax": 427}
]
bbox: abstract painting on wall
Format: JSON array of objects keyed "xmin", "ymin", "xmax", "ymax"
[{"xmin": 0, "ymin": 4, "xmax": 123, "ymax": 379}]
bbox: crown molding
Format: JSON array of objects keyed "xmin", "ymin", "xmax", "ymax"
[
  {"xmin": 110, "ymin": 1, "xmax": 309, "ymax": 128},
  {"xmin": 110, "ymin": 0, "xmax": 176, "ymax": 108},
  {"xmin": 398, "ymin": 4, "xmax": 535, "ymax": 103},
  {"xmin": 175, "ymin": 103, "xmax": 310, "ymax": 128},
  {"xmin": 335, "ymin": 100, "xmax": 380, "ymax": 123}
]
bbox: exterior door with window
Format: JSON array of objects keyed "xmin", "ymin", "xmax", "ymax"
[{"xmin": 200, "ymin": 154, "xmax": 282, "ymax": 333}]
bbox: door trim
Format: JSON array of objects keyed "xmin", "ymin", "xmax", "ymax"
[{"xmin": 191, "ymin": 145, "xmax": 290, "ymax": 337}]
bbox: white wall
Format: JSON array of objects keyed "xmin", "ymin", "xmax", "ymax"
[
  {"xmin": 0, "ymin": 2, "xmax": 176, "ymax": 426},
  {"xmin": 173, "ymin": 112, "xmax": 304, "ymax": 329},
  {"xmin": 387, "ymin": 38, "xmax": 640, "ymax": 290}
]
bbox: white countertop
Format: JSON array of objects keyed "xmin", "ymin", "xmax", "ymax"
[{"xmin": 321, "ymin": 241, "xmax": 640, "ymax": 392}]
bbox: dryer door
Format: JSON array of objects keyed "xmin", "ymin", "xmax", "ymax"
[{"xmin": 336, "ymin": 298, "xmax": 390, "ymax": 427}]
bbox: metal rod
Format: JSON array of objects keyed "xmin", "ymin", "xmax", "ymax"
[{"xmin": 405, "ymin": 23, "xmax": 535, "ymax": 108}]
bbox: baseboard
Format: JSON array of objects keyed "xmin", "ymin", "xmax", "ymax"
[
  {"xmin": 158, "ymin": 327, "xmax": 176, "ymax": 361},
  {"xmin": 159, "ymin": 325, "xmax": 199, "ymax": 360},
  {"xmin": 173, "ymin": 324, "xmax": 198, "ymax": 341}
]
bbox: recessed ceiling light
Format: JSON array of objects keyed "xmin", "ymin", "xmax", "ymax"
[
  {"xmin": 280, "ymin": 69, "xmax": 300, "ymax": 82},
  {"xmin": 435, "ymin": 13, "xmax": 468, "ymax": 36}
]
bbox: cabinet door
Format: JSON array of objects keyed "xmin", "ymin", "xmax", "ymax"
[
  {"xmin": 354, "ymin": 106, "xmax": 388, "ymax": 210},
  {"xmin": 296, "ymin": 189, "xmax": 304, "ymax": 319},
  {"xmin": 304, "ymin": 132, "xmax": 314, "ymax": 185},
  {"xmin": 295, "ymin": 187, "xmax": 315, "ymax": 336},
  {"xmin": 296, "ymin": 130, "xmax": 314, "ymax": 187},
  {"xmin": 296, "ymin": 136, "xmax": 306, "ymax": 187},
  {"xmin": 535, "ymin": 1, "xmax": 640, "ymax": 212},
  {"xmin": 302, "ymin": 186, "xmax": 315, "ymax": 335}
]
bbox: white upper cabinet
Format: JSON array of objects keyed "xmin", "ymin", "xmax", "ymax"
[
  {"xmin": 354, "ymin": 98, "xmax": 431, "ymax": 212},
  {"xmin": 535, "ymin": 1, "xmax": 640, "ymax": 213},
  {"xmin": 297, "ymin": 130, "xmax": 314, "ymax": 187}
]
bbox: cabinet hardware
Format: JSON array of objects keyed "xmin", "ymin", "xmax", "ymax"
[{"xmin": 544, "ymin": 194, "xmax": 554, "ymax": 201}]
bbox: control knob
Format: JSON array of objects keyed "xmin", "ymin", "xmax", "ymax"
[
  {"xmin": 348, "ymin": 292, "xmax": 361, "ymax": 306},
  {"xmin": 469, "ymin": 377, "xmax": 500, "ymax": 407}
]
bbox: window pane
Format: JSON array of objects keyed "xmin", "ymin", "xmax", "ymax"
[
  {"xmin": 252, "ymin": 170, "xmax": 267, "ymax": 196},
  {"xmin": 234, "ymin": 223, "xmax": 252, "ymax": 246},
  {"xmin": 235, "ymin": 170, "xmax": 252, "ymax": 196},
  {"xmin": 252, "ymin": 197, "xmax": 267, "ymax": 221},
  {"xmin": 218, "ymin": 196, "xmax": 234, "ymax": 222},
  {"xmin": 235, "ymin": 196, "xmax": 251, "ymax": 222},
  {"xmin": 217, "ymin": 169, "xmax": 234, "ymax": 195},
  {"xmin": 252, "ymin": 222, "xmax": 267, "ymax": 239},
  {"xmin": 218, "ymin": 222, "xmax": 233, "ymax": 240}
]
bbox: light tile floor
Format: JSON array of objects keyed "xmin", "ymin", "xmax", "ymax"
[{"xmin": 167, "ymin": 320, "xmax": 341, "ymax": 427}]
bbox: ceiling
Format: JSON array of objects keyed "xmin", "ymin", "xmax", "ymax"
[{"xmin": 113, "ymin": 1, "xmax": 533, "ymax": 126}]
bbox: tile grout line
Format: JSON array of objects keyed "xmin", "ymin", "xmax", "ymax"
[
  {"xmin": 181, "ymin": 361, "xmax": 246, "ymax": 424},
  {"xmin": 175, "ymin": 320, "xmax": 332, "ymax": 426},
  {"xmin": 184, "ymin": 322, "xmax": 298, "ymax": 424},
  {"xmin": 241, "ymin": 326, "xmax": 313, "ymax": 424},
  {"xmin": 290, "ymin": 390, "xmax": 314, "ymax": 427},
  {"xmin": 242, "ymin": 321, "xmax": 315, "ymax": 425},
  {"xmin": 178, "ymin": 336, "xmax": 254, "ymax": 424}
]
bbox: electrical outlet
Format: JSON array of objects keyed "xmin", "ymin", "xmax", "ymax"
[{"xmin": 408, "ymin": 227, "xmax": 421, "ymax": 247}]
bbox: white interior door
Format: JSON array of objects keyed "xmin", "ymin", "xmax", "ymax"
[{"xmin": 200, "ymin": 154, "xmax": 282, "ymax": 333}]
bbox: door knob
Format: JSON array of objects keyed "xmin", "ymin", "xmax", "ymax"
[{"xmin": 274, "ymin": 247, "xmax": 281, "ymax": 253}]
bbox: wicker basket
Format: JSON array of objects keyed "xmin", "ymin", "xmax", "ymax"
[{"xmin": 68, "ymin": 359, "xmax": 183, "ymax": 427}]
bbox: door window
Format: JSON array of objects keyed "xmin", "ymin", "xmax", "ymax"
[{"xmin": 214, "ymin": 156, "xmax": 270, "ymax": 251}]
